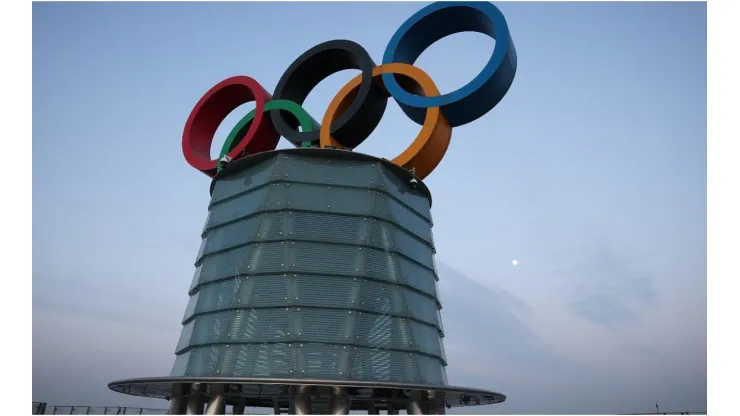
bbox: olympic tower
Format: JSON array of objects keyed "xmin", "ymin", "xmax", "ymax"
[{"xmin": 108, "ymin": 2, "xmax": 517, "ymax": 414}]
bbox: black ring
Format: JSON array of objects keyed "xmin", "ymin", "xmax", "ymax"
[{"xmin": 270, "ymin": 39, "xmax": 388, "ymax": 148}]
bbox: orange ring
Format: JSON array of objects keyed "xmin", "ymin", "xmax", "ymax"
[{"xmin": 319, "ymin": 63, "xmax": 452, "ymax": 180}]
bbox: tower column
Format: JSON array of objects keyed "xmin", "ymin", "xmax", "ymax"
[
  {"xmin": 292, "ymin": 386, "xmax": 312, "ymax": 415},
  {"xmin": 168, "ymin": 384, "xmax": 189, "ymax": 415},
  {"xmin": 328, "ymin": 387, "xmax": 350, "ymax": 415},
  {"xmin": 186, "ymin": 383, "xmax": 204, "ymax": 415},
  {"xmin": 205, "ymin": 384, "xmax": 226, "ymax": 415},
  {"xmin": 407, "ymin": 391, "xmax": 425, "ymax": 415}
]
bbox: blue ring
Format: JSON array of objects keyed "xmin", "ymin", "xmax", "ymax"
[{"xmin": 382, "ymin": 1, "xmax": 518, "ymax": 127}]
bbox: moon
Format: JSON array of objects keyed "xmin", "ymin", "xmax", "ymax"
[{"xmin": 512, "ymin": 259, "xmax": 519, "ymax": 266}]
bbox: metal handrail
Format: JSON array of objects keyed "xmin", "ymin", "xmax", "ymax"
[{"xmin": 32, "ymin": 403, "xmax": 170, "ymax": 415}]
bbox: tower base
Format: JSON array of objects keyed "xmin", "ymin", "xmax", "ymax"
[{"xmin": 108, "ymin": 377, "xmax": 505, "ymax": 415}]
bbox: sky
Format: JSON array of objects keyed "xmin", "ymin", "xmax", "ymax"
[{"xmin": 32, "ymin": 1, "xmax": 707, "ymax": 414}]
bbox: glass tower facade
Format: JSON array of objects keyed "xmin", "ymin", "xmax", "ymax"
[{"xmin": 171, "ymin": 151, "xmax": 447, "ymax": 386}]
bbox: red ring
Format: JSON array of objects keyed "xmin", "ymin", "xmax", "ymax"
[{"xmin": 182, "ymin": 76, "xmax": 278, "ymax": 178}]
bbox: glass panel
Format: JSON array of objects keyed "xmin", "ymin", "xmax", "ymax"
[
  {"xmin": 177, "ymin": 153, "xmax": 448, "ymax": 386},
  {"xmin": 177, "ymin": 343, "xmax": 446, "ymax": 385}
]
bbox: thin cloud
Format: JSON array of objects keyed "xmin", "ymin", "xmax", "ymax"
[{"xmin": 560, "ymin": 241, "xmax": 659, "ymax": 329}]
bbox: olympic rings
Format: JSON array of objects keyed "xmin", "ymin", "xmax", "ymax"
[
  {"xmin": 271, "ymin": 39, "xmax": 387, "ymax": 148},
  {"xmin": 382, "ymin": 1, "xmax": 517, "ymax": 127},
  {"xmin": 217, "ymin": 100, "xmax": 319, "ymax": 173},
  {"xmin": 182, "ymin": 76, "xmax": 275, "ymax": 178},
  {"xmin": 181, "ymin": 1, "xmax": 517, "ymax": 181},
  {"xmin": 320, "ymin": 64, "xmax": 451, "ymax": 181}
]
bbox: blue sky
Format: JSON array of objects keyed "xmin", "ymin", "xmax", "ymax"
[{"xmin": 32, "ymin": 1, "xmax": 706, "ymax": 413}]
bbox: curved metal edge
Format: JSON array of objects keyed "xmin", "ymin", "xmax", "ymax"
[
  {"xmin": 216, "ymin": 100, "xmax": 318, "ymax": 174},
  {"xmin": 319, "ymin": 63, "xmax": 452, "ymax": 181},
  {"xmin": 270, "ymin": 39, "xmax": 388, "ymax": 148},
  {"xmin": 209, "ymin": 148, "xmax": 433, "ymax": 208},
  {"xmin": 182, "ymin": 76, "xmax": 274, "ymax": 178},
  {"xmin": 107, "ymin": 376, "xmax": 506, "ymax": 407},
  {"xmin": 380, "ymin": 1, "xmax": 517, "ymax": 127}
]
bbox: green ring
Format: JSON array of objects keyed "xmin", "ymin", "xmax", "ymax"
[{"xmin": 217, "ymin": 99, "xmax": 319, "ymax": 172}]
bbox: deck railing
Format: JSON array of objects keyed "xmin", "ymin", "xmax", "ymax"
[{"xmin": 32, "ymin": 403, "xmax": 169, "ymax": 415}]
